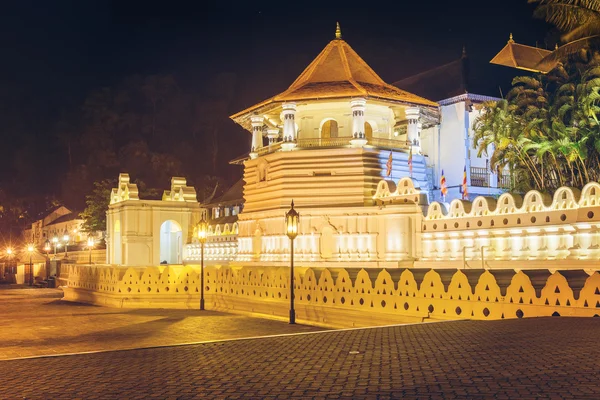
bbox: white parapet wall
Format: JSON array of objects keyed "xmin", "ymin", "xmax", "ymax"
[
  {"xmin": 62, "ymin": 264, "xmax": 600, "ymax": 328},
  {"xmin": 419, "ymin": 183, "xmax": 600, "ymax": 265}
]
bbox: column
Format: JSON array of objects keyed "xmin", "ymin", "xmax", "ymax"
[
  {"xmin": 350, "ymin": 98, "xmax": 367, "ymax": 147},
  {"xmin": 281, "ymin": 102, "xmax": 297, "ymax": 150},
  {"xmin": 405, "ymin": 107, "xmax": 420, "ymax": 150},
  {"xmin": 267, "ymin": 128, "xmax": 279, "ymax": 145},
  {"xmin": 250, "ymin": 115, "xmax": 264, "ymax": 159}
]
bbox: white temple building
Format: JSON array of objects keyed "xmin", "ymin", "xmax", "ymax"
[{"xmin": 101, "ymin": 25, "xmax": 600, "ymax": 271}]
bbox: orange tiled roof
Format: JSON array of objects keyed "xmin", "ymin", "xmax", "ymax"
[
  {"xmin": 231, "ymin": 36, "xmax": 437, "ymax": 122},
  {"xmin": 490, "ymin": 37, "xmax": 556, "ymax": 73}
]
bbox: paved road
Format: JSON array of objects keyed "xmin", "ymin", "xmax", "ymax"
[
  {"xmin": 1, "ymin": 317, "xmax": 600, "ymax": 399},
  {"xmin": 0, "ymin": 287, "xmax": 324, "ymax": 360}
]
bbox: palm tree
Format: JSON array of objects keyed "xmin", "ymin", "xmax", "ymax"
[
  {"xmin": 473, "ymin": 54, "xmax": 600, "ymax": 193},
  {"xmin": 529, "ymin": 0, "xmax": 600, "ymax": 62},
  {"xmin": 530, "ymin": 0, "xmax": 600, "ymax": 42}
]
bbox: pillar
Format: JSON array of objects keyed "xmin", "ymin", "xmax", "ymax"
[
  {"xmin": 350, "ymin": 98, "xmax": 367, "ymax": 147},
  {"xmin": 267, "ymin": 128, "xmax": 279, "ymax": 145},
  {"xmin": 405, "ymin": 107, "xmax": 420, "ymax": 150},
  {"xmin": 281, "ymin": 102, "xmax": 297, "ymax": 151},
  {"xmin": 250, "ymin": 115, "xmax": 264, "ymax": 159}
]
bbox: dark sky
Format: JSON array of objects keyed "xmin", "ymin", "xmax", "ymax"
[{"xmin": 0, "ymin": 0, "xmax": 553, "ymax": 199}]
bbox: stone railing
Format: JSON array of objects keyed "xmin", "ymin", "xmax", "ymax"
[
  {"xmin": 62, "ymin": 265, "xmax": 600, "ymax": 327},
  {"xmin": 249, "ymin": 136, "xmax": 412, "ymax": 159}
]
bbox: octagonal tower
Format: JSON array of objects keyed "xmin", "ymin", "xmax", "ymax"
[
  {"xmin": 229, "ymin": 25, "xmax": 439, "ymax": 266},
  {"xmin": 231, "ymin": 25, "xmax": 439, "ymax": 213}
]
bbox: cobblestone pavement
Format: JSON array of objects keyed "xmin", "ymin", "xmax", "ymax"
[
  {"xmin": 0, "ymin": 287, "xmax": 324, "ymax": 360},
  {"xmin": 1, "ymin": 317, "xmax": 599, "ymax": 399}
]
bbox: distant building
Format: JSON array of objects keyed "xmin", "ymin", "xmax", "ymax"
[{"xmin": 22, "ymin": 206, "xmax": 101, "ymax": 251}]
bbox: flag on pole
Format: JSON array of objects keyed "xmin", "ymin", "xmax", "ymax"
[
  {"xmin": 408, "ymin": 146, "xmax": 413, "ymax": 176},
  {"xmin": 462, "ymin": 165, "xmax": 469, "ymax": 200},
  {"xmin": 385, "ymin": 151, "xmax": 393, "ymax": 177},
  {"xmin": 440, "ymin": 169, "xmax": 448, "ymax": 200}
]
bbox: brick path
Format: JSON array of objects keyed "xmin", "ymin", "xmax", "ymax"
[
  {"xmin": 1, "ymin": 317, "xmax": 600, "ymax": 399},
  {"xmin": 0, "ymin": 287, "xmax": 324, "ymax": 360}
]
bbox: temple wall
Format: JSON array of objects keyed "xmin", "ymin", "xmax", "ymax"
[
  {"xmin": 62, "ymin": 264, "xmax": 600, "ymax": 328},
  {"xmin": 420, "ymin": 183, "xmax": 600, "ymax": 262},
  {"xmin": 236, "ymin": 204, "xmax": 422, "ymax": 266}
]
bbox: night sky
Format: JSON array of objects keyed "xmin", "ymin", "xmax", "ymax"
[{"xmin": 0, "ymin": 0, "xmax": 553, "ymax": 202}]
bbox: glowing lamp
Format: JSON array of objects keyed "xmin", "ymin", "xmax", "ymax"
[
  {"xmin": 27, "ymin": 244, "xmax": 34, "ymax": 253},
  {"xmin": 63, "ymin": 234, "xmax": 69, "ymax": 243},
  {"xmin": 6, "ymin": 248, "xmax": 12, "ymax": 256},
  {"xmin": 87, "ymin": 237, "xmax": 95, "ymax": 264},
  {"xmin": 285, "ymin": 200, "xmax": 300, "ymax": 240},
  {"xmin": 44, "ymin": 241, "xmax": 51, "ymax": 252},
  {"xmin": 52, "ymin": 236, "xmax": 58, "ymax": 244},
  {"xmin": 197, "ymin": 218, "xmax": 209, "ymax": 244}
]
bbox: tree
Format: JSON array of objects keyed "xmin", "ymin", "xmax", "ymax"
[
  {"xmin": 79, "ymin": 179, "xmax": 115, "ymax": 233},
  {"xmin": 530, "ymin": 0, "xmax": 600, "ymax": 61},
  {"xmin": 473, "ymin": 55, "xmax": 600, "ymax": 193},
  {"xmin": 530, "ymin": 0, "xmax": 600, "ymax": 43}
]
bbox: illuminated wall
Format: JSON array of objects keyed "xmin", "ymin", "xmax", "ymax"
[
  {"xmin": 418, "ymin": 182, "xmax": 600, "ymax": 263},
  {"xmin": 62, "ymin": 264, "xmax": 600, "ymax": 327},
  {"xmin": 106, "ymin": 174, "xmax": 203, "ymax": 266}
]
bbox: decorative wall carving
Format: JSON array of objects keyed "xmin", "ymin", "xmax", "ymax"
[{"xmin": 63, "ymin": 265, "xmax": 600, "ymax": 324}]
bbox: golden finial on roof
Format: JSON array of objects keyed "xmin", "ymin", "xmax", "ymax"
[
  {"xmin": 555, "ymin": 43, "xmax": 559, "ymax": 50},
  {"xmin": 508, "ymin": 33, "xmax": 514, "ymax": 43},
  {"xmin": 335, "ymin": 22, "xmax": 342, "ymax": 39}
]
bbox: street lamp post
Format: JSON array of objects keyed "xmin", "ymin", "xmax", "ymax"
[
  {"xmin": 27, "ymin": 244, "xmax": 34, "ymax": 286},
  {"xmin": 44, "ymin": 241, "xmax": 51, "ymax": 279},
  {"xmin": 6, "ymin": 247, "xmax": 12, "ymax": 276},
  {"xmin": 52, "ymin": 236, "xmax": 58, "ymax": 259},
  {"xmin": 197, "ymin": 217, "xmax": 209, "ymax": 311},
  {"xmin": 87, "ymin": 237, "xmax": 95, "ymax": 264},
  {"xmin": 63, "ymin": 233, "xmax": 70, "ymax": 258},
  {"xmin": 285, "ymin": 200, "xmax": 300, "ymax": 324}
]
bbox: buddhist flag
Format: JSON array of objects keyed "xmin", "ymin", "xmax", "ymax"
[
  {"xmin": 462, "ymin": 165, "xmax": 469, "ymax": 200},
  {"xmin": 440, "ymin": 169, "xmax": 448, "ymax": 199},
  {"xmin": 386, "ymin": 151, "xmax": 393, "ymax": 177},
  {"xmin": 408, "ymin": 147, "xmax": 413, "ymax": 176}
]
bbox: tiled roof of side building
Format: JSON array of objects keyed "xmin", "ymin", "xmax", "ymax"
[
  {"xmin": 490, "ymin": 35, "xmax": 555, "ymax": 73},
  {"xmin": 45, "ymin": 212, "xmax": 82, "ymax": 226},
  {"xmin": 392, "ymin": 56, "xmax": 469, "ymax": 102},
  {"xmin": 204, "ymin": 179, "xmax": 244, "ymax": 207},
  {"xmin": 393, "ymin": 48, "xmax": 513, "ymax": 102}
]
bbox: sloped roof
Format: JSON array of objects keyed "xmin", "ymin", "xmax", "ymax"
[
  {"xmin": 231, "ymin": 31, "xmax": 437, "ymax": 123},
  {"xmin": 490, "ymin": 36, "xmax": 555, "ymax": 73},
  {"xmin": 393, "ymin": 56, "xmax": 469, "ymax": 102},
  {"xmin": 205, "ymin": 179, "xmax": 244, "ymax": 207},
  {"xmin": 45, "ymin": 212, "xmax": 82, "ymax": 227}
]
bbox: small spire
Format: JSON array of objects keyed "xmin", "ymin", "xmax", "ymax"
[
  {"xmin": 508, "ymin": 32, "xmax": 514, "ymax": 43},
  {"xmin": 555, "ymin": 43, "xmax": 559, "ymax": 50},
  {"xmin": 462, "ymin": 45, "xmax": 467, "ymax": 58},
  {"xmin": 335, "ymin": 22, "xmax": 342, "ymax": 39}
]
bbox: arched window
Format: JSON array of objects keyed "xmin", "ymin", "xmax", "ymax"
[
  {"xmin": 321, "ymin": 119, "xmax": 339, "ymax": 138},
  {"xmin": 364, "ymin": 122, "xmax": 373, "ymax": 140}
]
